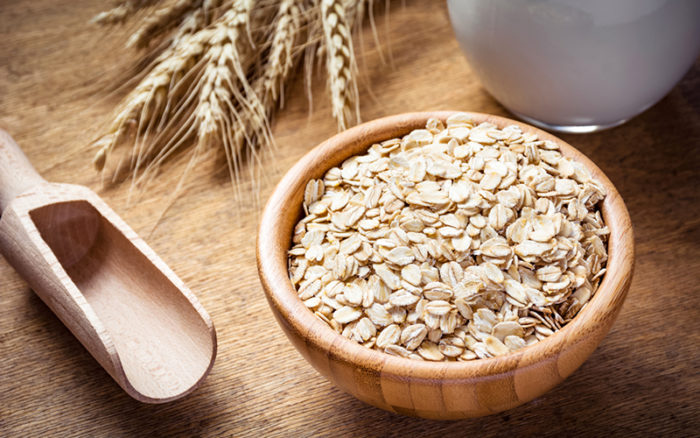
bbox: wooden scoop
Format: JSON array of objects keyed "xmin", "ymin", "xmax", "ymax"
[{"xmin": 0, "ymin": 130, "xmax": 216, "ymax": 403}]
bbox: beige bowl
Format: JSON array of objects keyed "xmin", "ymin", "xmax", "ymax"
[{"xmin": 257, "ymin": 112, "xmax": 634, "ymax": 419}]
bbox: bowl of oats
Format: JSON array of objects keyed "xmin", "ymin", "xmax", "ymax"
[{"xmin": 257, "ymin": 112, "xmax": 634, "ymax": 419}]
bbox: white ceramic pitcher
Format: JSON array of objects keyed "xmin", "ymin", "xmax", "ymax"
[{"xmin": 447, "ymin": 0, "xmax": 700, "ymax": 132}]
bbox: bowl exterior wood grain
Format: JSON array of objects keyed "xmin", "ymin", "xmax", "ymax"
[{"xmin": 257, "ymin": 112, "xmax": 634, "ymax": 419}]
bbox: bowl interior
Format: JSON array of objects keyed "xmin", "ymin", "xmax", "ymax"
[{"xmin": 258, "ymin": 111, "xmax": 634, "ymax": 381}]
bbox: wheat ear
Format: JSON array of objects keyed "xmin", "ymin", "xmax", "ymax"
[
  {"xmin": 91, "ymin": 0, "xmax": 156, "ymax": 25},
  {"xmin": 170, "ymin": 7, "xmax": 206, "ymax": 48},
  {"xmin": 319, "ymin": 0, "xmax": 360, "ymax": 130},
  {"xmin": 230, "ymin": 0, "xmax": 303, "ymax": 201},
  {"xmin": 255, "ymin": 0, "xmax": 303, "ymax": 108},
  {"xmin": 92, "ymin": 0, "xmax": 378, "ymax": 200},
  {"xmin": 193, "ymin": 1, "xmax": 257, "ymax": 157},
  {"xmin": 143, "ymin": 0, "xmax": 259, "ymax": 212},
  {"xmin": 126, "ymin": 0, "xmax": 204, "ymax": 48},
  {"xmin": 228, "ymin": 0, "xmax": 303, "ymax": 165},
  {"xmin": 92, "ymin": 1, "xmax": 258, "ymax": 182},
  {"xmin": 343, "ymin": 0, "xmax": 368, "ymax": 29},
  {"xmin": 93, "ymin": 33, "xmax": 208, "ymax": 176}
]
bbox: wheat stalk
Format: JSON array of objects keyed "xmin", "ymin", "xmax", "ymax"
[
  {"xmin": 192, "ymin": 1, "xmax": 258, "ymax": 189},
  {"xmin": 91, "ymin": 0, "xmax": 156, "ymax": 25},
  {"xmin": 91, "ymin": 0, "xmax": 388, "ymax": 200},
  {"xmin": 127, "ymin": 0, "xmax": 208, "ymax": 48},
  {"xmin": 234, "ymin": 0, "xmax": 304, "ymax": 159},
  {"xmin": 254, "ymin": 0, "xmax": 303, "ymax": 108},
  {"xmin": 138, "ymin": 0, "xmax": 259, "ymax": 190},
  {"xmin": 319, "ymin": 0, "xmax": 360, "ymax": 130},
  {"xmin": 92, "ymin": 1, "xmax": 260, "ymax": 185},
  {"xmin": 170, "ymin": 7, "xmax": 206, "ymax": 47},
  {"xmin": 344, "ymin": 0, "xmax": 368, "ymax": 29},
  {"xmin": 93, "ymin": 33, "xmax": 209, "ymax": 178}
]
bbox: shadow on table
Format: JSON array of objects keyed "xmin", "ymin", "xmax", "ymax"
[
  {"xmin": 14, "ymin": 291, "xmax": 231, "ymax": 436},
  {"xmin": 321, "ymin": 336, "xmax": 690, "ymax": 437}
]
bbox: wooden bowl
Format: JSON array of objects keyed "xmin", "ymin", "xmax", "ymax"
[{"xmin": 257, "ymin": 112, "xmax": 634, "ymax": 419}]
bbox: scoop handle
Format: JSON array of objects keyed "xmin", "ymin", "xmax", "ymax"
[{"xmin": 0, "ymin": 130, "xmax": 46, "ymax": 214}]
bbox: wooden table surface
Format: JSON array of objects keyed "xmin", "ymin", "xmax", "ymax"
[{"xmin": 1, "ymin": 1, "xmax": 698, "ymax": 436}]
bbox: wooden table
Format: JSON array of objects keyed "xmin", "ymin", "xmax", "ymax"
[{"xmin": 1, "ymin": 1, "xmax": 698, "ymax": 436}]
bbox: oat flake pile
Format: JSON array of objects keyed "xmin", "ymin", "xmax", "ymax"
[{"xmin": 288, "ymin": 114, "xmax": 609, "ymax": 362}]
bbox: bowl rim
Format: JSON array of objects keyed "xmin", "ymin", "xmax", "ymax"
[{"xmin": 257, "ymin": 111, "xmax": 634, "ymax": 381}]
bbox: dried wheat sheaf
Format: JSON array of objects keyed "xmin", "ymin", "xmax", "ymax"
[{"xmin": 93, "ymin": 0, "xmax": 388, "ymax": 194}]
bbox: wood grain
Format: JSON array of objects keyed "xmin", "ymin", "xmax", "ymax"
[
  {"xmin": 0, "ymin": 131, "xmax": 216, "ymax": 403},
  {"xmin": 1, "ymin": 0, "xmax": 699, "ymax": 435},
  {"xmin": 257, "ymin": 111, "xmax": 634, "ymax": 419}
]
